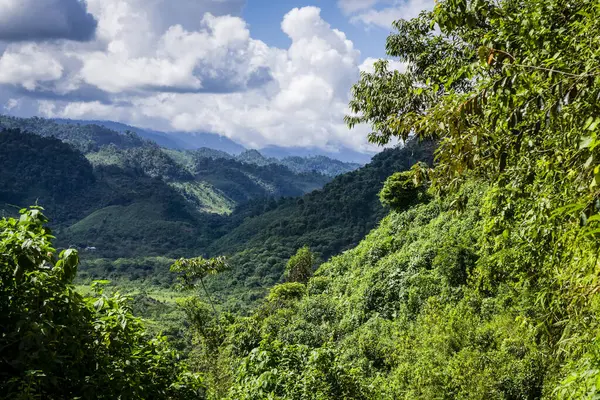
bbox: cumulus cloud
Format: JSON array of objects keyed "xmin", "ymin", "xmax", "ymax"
[
  {"xmin": 0, "ymin": 44, "xmax": 63, "ymax": 90},
  {"xmin": 0, "ymin": 3, "xmax": 385, "ymax": 153},
  {"xmin": 0, "ymin": 0, "xmax": 97, "ymax": 42}
]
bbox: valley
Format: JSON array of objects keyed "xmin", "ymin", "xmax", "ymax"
[{"xmin": 2, "ymin": 0, "xmax": 600, "ymax": 398}]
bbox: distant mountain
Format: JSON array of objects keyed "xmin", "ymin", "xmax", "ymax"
[
  {"xmin": 0, "ymin": 127, "xmax": 332, "ymax": 259},
  {"xmin": 279, "ymin": 155, "xmax": 361, "ymax": 177},
  {"xmin": 52, "ymin": 118, "xmax": 374, "ymax": 163},
  {"xmin": 54, "ymin": 118, "xmax": 247, "ymax": 154},
  {"xmin": 219, "ymin": 149, "xmax": 361, "ymax": 177},
  {"xmin": 259, "ymin": 145, "xmax": 374, "ymax": 164},
  {"xmin": 0, "ymin": 115, "xmax": 146, "ymax": 153},
  {"xmin": 236, "ymin": 149, "xmax": 271, "ymax": 166},
  {"xmin": 54, "ymin": 119, "xmax": 183, "ymax": 149}
]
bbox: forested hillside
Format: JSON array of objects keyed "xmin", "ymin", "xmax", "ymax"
[
  {"xmin": 170, "ymin": 0, "xmax": 600, "ymax": 397},
  {"xmin": 0, "ymin": 116, "xmax": 375, "ymax": 300},
  {"xmin": 4, "ymin": 0, "xmax": 600, "ymax": 398},
  {"xmin": 0, "ymin": 115, "xmax": 147, "ymax": 153},
  {"xmin": 203, "ymin": 139, "xmax": 435, "ymax": 307},
  {"xmin": 0, "ymin": 121, "xmax": 340, "ymax": 259},
  {"xmin": 0, "ymin": 129, "xmax": 220, "ymax": 258},
  {"xmin": 74, "ymin": 139, "xmax": 433, "ymax": 306}
]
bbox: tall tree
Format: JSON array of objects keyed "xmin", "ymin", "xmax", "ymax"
[
  {"xmin": 284, "ymin": 246, "xmax": 316, "ymax": 284},
  {"xmin": 347, "ymin": 0, "xmax": 600, "ymax": 395}
]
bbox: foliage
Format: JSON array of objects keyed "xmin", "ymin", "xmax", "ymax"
[
  {"xmin": 175, "ymin": 0, "xmax": 600, "ymax": 398},
  {"xmin": 343, "ymin": 0, "xmax": 600, "ymax": 396},
  {"xmin": 204, "ymin": 139, "xmax": 435, "ymax": 309},
  {"xmin": 0, "ymin": 126, "xmax": 336, "ymax": 263},
  {"xmin": 379, "ymin": 162, "xmax": 430, "ymax": 211},
  {"xmin": 171, "ymin": 256, "xmax": 228, "ymax": 291},
  {"xmin": 284, "ymin": 246, "xmax": 316, "ymax": 284},
  {"xmin": 0, "ymin": 207, "xmax": 204, "ymax": 399}
]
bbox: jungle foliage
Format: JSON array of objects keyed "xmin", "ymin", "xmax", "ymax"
[
  {"xmin": 0, "ymin": 208, "xmax": 204, "ymax": 399},
  {"xmin": 173, "ymin": 0, "xmax": 600, "ymax": 398},
  {"xmin": 5, "ymin": 0, "xmax": 600, "ymax": 397},
  {"xmin": 202, "ymin": 139, "xmax": 435, "ymax": 309}
]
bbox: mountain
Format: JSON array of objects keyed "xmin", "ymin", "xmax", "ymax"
[
  {"xmin": 54, "ymin": 118, "xmax": 184, "ymax": 149},
  {"xmin": 0, "ymin": 113, "xmax": 425, "ymax": 304},
  {"xmin": 0, "ymin": 123, "xmax": 332, "ymax": 259},
  {"xmin": 235, "ymin": 149, "xmax": 361, "ymax": 177},
  {"xmin": 49, "ymin": 117, "xmax": 377, "ymax": 166},
  {"xmin": 203, "ymin": 138, "xmax": 436, "ymax": 307},
  {"xmin": 52, "ymin": 118, "xmax": 374, "ymax": 168},
  {"xmin": 0, "ymin": 128, "xmax": 219, "ymax": 258},
  {"xmin": 259, "ymin": 144, "xmax": 374, "ymax": 164},
  {"xmin": 278, "ymin": 155, "xmax": 361, "ymax": 177},
  {"xmin": 0, "ymin": 115, "xmax": 147, "ymax": 153},
  {"xmin": 236, "ymin": 149, "xmax": 271, "ymax": 166},
  {"xmin": 54, "ymin": 118, "xmax": 247, "ymax": 154}
]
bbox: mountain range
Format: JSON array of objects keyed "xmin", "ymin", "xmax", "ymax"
[
  {"xmin": 0, "ymin": 113, "xmax": 432, "ymax": 309},
  {"xmin": 53, "ymin": 118, "xmax": 374, "ymax": 163}
]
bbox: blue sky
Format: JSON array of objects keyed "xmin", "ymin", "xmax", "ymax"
[
  {"xmin": 0, "ymin": 0, "xmax": 433, "ymax": 153},
  {"xmin": 243, "ymin": 0, "xmax": 391, "ymax": 59}
]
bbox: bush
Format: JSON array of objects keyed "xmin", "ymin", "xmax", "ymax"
[{"xmin": 0, "ymin": 208, "xmax": 204, "ymax": 399}]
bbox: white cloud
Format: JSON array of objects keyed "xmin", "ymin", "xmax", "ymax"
[
  {"xmin": 359, "ymin": 57, "xmax": 407, "ymax": 74},
  {"xmin": 0, "ymin": 44, "xmax": 63, "ymax": 90},
  {"xmin": 0, "ymin": 3, "xmax": 385, "ymax": 153},
  {"xmin": 4, "ymin": 98, "xmax": 19, "ymax": 111},
  {"xmin": 340, "ymin": 0, "xmax": 434, "ymax": 29}
]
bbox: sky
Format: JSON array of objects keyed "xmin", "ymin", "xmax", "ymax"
[{"xmin": 0, "ymin": 0, "xmax": 433, "ymax": 153}]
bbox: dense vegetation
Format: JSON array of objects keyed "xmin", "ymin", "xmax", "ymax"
[
  {"xmin": 0, "ymin": 208, "xmax": 204, "ymax": 399},
  {"xmin": 171, "ymin": 0, "xmax": 600, "ymax": 397},
  {"xmin": 0, "ymin": 122, "xmax": 344, "ymax": 261},
  {"xmin": 203, "ymin": 139, "xmax": 434, "ymax": 308},
  {"xmin": 72, "ymin": 140, "xmax": 431, "ymax": 310},
  {"xmin": 0, "ymin": 129, "xmax": 222, "ymax": 258},
  {"xmin": 0, "ymin": 116, "xmax": 423, "ymax": 309},
  {"xmin": 4, "ymin": 0, "xmax": 600, "ymax": 397}
]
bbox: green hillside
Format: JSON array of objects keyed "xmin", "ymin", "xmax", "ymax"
[
  {"xmin": 6, "ymin": 0, "xmax": 600, "ymax": 397},
  {"xmin": 74, "ymin": 140, "xmax": 433, "ymax": 299},
  {"xmin": 203, "ymin": 139, "xmax": 435, "ymax": 308},
  {"xmin": 0, "ymin": 115, "xmax": 345, "ymax": 218},
  {"xmin": 0, "ymin": 129, "xmax": 96, "ymax": 223},
  {"xmin": 87, "ymin": 143, "xmax": 331, "ymax": 212},
  {"xmin": 176, "ymin": 0, "xmax": 600, "ymax": 397},
  {"xmin": 0, "ymin": 121, "xmax": 343, "ymax": 261},
  {"xmin": 0, "ymin": 115, "xmax": 146, "ymax": 153}
]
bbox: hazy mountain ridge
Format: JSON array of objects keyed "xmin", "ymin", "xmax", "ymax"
[
  {"xmin": 52, "ymin": 117, "xmax": 373, "ymax": 164},
  {"xmin": 0, "ymin": 123, "xmax": 332, "ymax": 258}
]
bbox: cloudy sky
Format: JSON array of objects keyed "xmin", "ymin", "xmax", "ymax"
[{"xmin": 0, "ymin": 0, "xmax": 433, "ymax": 153}]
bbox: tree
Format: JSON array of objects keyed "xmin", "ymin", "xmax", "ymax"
[
  {"xmin": 0, "ymin": 207, "xmax": 204, "ymax": 399},
  {"xmin": 170, "ymin": 256, "xmax": 228, "ymax": 319},
  {"xmin": 284, "ymin": 246, "xmax": 316, "ymax": 284},
  {"xmin": 346, "ymin": 0, "xmax": 600, "ymax": 395},
  {"xmin": 379, "ymin": 162, "xmax": 430, "ymax": 211}
]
